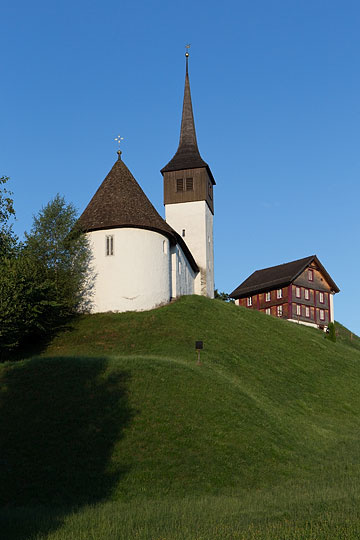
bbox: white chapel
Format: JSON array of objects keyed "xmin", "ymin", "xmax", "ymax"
[{"xmin": 79, "ymin": 53, "xmax": 216, "ymax": 313}]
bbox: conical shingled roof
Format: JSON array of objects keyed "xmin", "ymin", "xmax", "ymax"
[
  {"xmin": 161, "ymin": 57, "xmax": 215, "ymax": 183},
  {"xmin": 79, "ymin": 156, "xmax": 176, "ymax": 240}
]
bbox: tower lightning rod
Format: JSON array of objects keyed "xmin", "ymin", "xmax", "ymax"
[{"xmin": 185, "ymin": 43, "xmax": 190, "ymax": 73}]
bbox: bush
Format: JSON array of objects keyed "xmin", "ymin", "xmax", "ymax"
[
  {"xmin": 327, "ymin": 322, "xmax": 336, "ymax": 342},
  {"xmin": 0, "ymin": 256, "xmax": 58, "ymax": 357}
]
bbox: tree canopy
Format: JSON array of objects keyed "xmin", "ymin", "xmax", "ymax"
[
  {"xmin": 0, "ymin": 188, "xmax": 93, "ymax": 359},
  {"xmin": 0, "ymin": 176, "xmax": 17, "ymax": 259},
  {"xmin": 25, "ymin": 194, "xmax": 93, "ymax": 316}
]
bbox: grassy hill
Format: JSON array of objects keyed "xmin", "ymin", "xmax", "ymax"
[{"xmin": 1, "ymin": 296, "xmax": 360, "ymax": 539}]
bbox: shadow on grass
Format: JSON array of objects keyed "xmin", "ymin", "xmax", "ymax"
[
  {"xmin": 0, "ymin": 356, "xmax": 133, "ymax": 539},
  {"xmin": 0, "ymin": 317, "xmax": 79, "ymax": 363}
]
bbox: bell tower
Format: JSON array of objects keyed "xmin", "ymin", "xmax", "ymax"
[{"xmin": 161, "ymin": 51, "xmax": 215, "ymax": 297}]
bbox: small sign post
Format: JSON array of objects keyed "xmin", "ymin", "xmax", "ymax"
[{"xmin": 195, "ymin": 341, "xmax": 203, "ymax": 365}]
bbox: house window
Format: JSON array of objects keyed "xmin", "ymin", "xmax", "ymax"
[
  {"xmin": 106, "ymin": 235, "xmax": 114, "ymax": 256},
  {"xmin": 295, "ymin": 287, "xmax": 301, "ymax": 298},
  {"xmin": 304, "ymin": 288, "xmax": 310, "ymax": 300},
  {"xmin": 208, "ymin": 182, "xmax": 213, "ymax": 200},
  {"xmin": 265, "ymin": 308, "xmax": 271, "ymax": 315},
  {"xmin": 319, "ymin": 292, "xmax": 324, "ymax": 304},
  {"xmin": 296, "ymin": 304, "xmax": 301, "ymax": 316},
  {"xmin": 277, "ymin": 305, "xmax": 283, "ymax": 317},
  {"xmin": 308, "ymin": 269, "xmax": 314, "ymax": 281},
  {"xmin": 176, "ymin": 178, "xmax": 184, "ymax": 191},
  {"xmin": 319, "ymin": 309, "xmax": 325, "ymax": 321},
  {"xmin": 305, "ymin": 306, "xmax": 310, "ymax": 318},
  {"xmin": 182, "ymin": 229, "xmax": 186, "ymax": 237},
  {"xmin": 265, "ymin": 292, "xmax": 271, "ymax": 302},
  {"xmin": 277, "ymin": 289, "xmax": 282, "ymax": 299},
  {"xmin": 247, "ymin": 297, "xmax": 252, "ymax": 307},
  {"xmin": 186, "ymin": 177, "xmax": 193, "ymax": 191}
]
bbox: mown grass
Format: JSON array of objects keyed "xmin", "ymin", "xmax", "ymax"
[
  {"xmin": 1, "ymin": 296, "xmax": 360, "ymax": 538},
  {"xmin": 2, "ymin": 488, "xmax": 360, "ymax": 540}
]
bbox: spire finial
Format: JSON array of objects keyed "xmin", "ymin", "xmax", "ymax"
[
  {"xmin": 114, "ymin": 135, "xmax": 124, "ymax": 160},
  {"xmin": 185, "ymin": 44, "xmax": 190, "ymax": 73}
]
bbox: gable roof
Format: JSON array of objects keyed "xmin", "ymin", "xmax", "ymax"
[
  {"xmin": 79, "ymin": 155, "xmax": 199, "ymax": 272},
  {"xmin": 230, "ymin": 255, "xmax": 340, "ymax": 298},
  {"xmin": 161, "ymin": 55, "xmax": 215, "ymax": 184}
]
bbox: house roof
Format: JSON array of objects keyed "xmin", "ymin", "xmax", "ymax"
[
  {"xmin": 161, "ymin": 55, "xmax": 215, "ymax": 185},
  {"xmin": 230, "ymin": 255, "xmax": 340, "ymax": 298},
  {"xmin": 79, "ymin": 154, "xmax": 199, "ymax": 273}
]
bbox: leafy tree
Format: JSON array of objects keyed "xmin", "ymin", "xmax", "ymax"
[
  {"xmin": 0, "ymin": 176, "xmax": 18, "ymax": 259},
  {"xmin": 0, "ymin": 256, "xmax": 57, "ymax": 357},
  {"xmin": 25, "ymin": 194, "xmax": 93, "ymax": 317},
  {"xmin": 214, "ymin": 289, "xmax": 234, "ymax": 303},
  {"xmin": 0, "ymin": 193, "xmax": 92, "ymax": 359}
]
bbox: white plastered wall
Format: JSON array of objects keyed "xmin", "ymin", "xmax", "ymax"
[
  {"xmin": 165, "ymin": 200, "xmax": 214, "ymax": 298},
  {"xmin": 329, "ymin": 293, "xmax": 334, "ymax": 323},
  {"xmin": 87, "ymin": 228, "xmax": 171, "ymax": 313},
  {"xmin": 170, "ymin": 244, "xmax": 196, "ymax": 299}
]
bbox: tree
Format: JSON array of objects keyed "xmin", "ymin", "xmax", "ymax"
[
  {"xmin": 0, "ymin": 176, "xmax": 17, "ymax": 259},
  {"xmin": 0, "ymin": 193, "xmax": 93, "ymax": 359},
  {"xmin": 0, "ymin": 256, "xmax": 57, "ymax": 357},
  {"xmin": 24, "ymin": 194, "xmax": 93, "ymax": 317},
  {"xmin": 214, "ymin": 289, "xmax": 234, "ymax": 303}
]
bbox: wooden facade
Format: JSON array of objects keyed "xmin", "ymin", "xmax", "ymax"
[
  {"xmin": 163, "ymin": 167, "xmax": 214, "ymax": 213},
  {"xmin": 230, "ymin": 256, "xmax": 339, "ymax": 329}
]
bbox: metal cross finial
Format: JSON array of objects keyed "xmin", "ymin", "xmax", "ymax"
[
  {"xmin": 114, "ymin": 135, "xmax": 124, "ymax": 159},
  {"xmin": 114, "ymin": 135, "xmax": 124, "ymax": 148},
  {"xmin": 185, "ymin": 44, "xmax": 191, "ymax": 57}
]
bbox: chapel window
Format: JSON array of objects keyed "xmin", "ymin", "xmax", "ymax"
[{"xmin": 106, "ymin": 235, "xmax": 114, "ymax": 256}]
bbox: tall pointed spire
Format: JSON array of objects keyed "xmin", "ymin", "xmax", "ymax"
[{"xmin": 161, "ymin": 51, "xmax": 209, "ymax": 173}]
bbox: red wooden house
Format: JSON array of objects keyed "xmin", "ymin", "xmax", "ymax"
[{"xmin": 230, "ymin": 255, "xmax": 340, "ymax": 329}]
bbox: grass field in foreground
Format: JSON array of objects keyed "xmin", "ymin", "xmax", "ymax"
[{"xmin": 1, "ymin": 296, "xmax": 360, "ymax": 538}]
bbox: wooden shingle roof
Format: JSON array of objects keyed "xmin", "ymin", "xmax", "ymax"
[
  {"xmin": 79, "ymin": 155, "xmax": 199, "ymax": 273},
  {"xmin": 79, "ymin": 156, "xmax": 176, "ymax": 237},
  {"xmin": 161, "ymin": 56, "xmax": 215, "ymax": 185},
  {"xmin": 230, "ymin": 255, "xmax": 340, "ymax": 298}
]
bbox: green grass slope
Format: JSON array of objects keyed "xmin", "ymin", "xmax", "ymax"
[{"xmin": 1, "ymin": 296, "xmax": 360, "ymax": 539}]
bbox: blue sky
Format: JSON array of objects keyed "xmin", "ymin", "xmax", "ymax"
[{"xmin": 2, "ymin": 0, "xmax": 359, "ymax": 334}]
